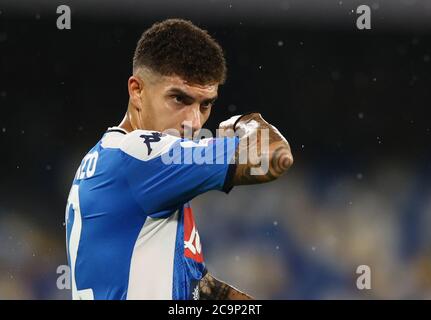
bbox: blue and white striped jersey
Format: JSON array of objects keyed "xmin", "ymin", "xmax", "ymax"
[{"xmin": 65, "ymin": 127, "xmax": 238, "ymax": 300}]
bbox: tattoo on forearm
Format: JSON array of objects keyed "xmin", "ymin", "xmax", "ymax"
[
  {"xmin": 199, "ymin": 274, "xmax": 230, "ymax": 300},
  {"xmin": 199, "ymin": 273, "xmax": 253, "ymax": 300}
]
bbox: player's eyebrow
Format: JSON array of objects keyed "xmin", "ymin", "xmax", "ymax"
[
  {"xmin": 167, "ymin": 88, "xmax": 195, "ymax": 101},
  {"xmin": 201, "ymin": 96, "xmax": 218, "ymax": 105},
  {"xmin": 167, "ymin": 88, "xmax": 217, "ymax": 104}
]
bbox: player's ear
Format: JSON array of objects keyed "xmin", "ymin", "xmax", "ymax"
[{"xmin": 128, "ymin": 76, "xmax": 144, "ymax": 111}]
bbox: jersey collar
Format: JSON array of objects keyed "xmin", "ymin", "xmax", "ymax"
[{"xmin": 106, "ymin": 127, "xmax": 128, "ymax": 135}]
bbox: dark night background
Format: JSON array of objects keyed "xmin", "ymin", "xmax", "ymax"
[{"xmin": 1, "ymin": 0, "xmax": 431, "ymax": 299}]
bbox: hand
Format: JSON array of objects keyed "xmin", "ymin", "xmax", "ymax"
[
  {"xmin": 218, "ymin": 113, "xmax": 264, "ymax": 138},
  {"xmin": 219, "ymin": 112, "xmax": 293, "ymax": 185},
  {"xmin": 218, "ymin": 114, "xmax": 242, "ymax": 137}
]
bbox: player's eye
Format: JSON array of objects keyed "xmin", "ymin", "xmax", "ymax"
[
  {"xmin": 201, "ymin": 101, "xmax": 214, "ymax": 110},
  {"xmin": 171, "ymin": 94, "xmax": 193, "ymax": 106},
  {"xmin": 173, "ymin": 95, "xmax": 185, "ymax": 104}
]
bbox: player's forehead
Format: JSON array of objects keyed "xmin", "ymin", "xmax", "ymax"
[{"xmin": 161, "ymin": 74, "xmax": 218, "ymax": 99}]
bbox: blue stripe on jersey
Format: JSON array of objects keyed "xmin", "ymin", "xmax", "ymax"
[{"xmin": 72, "ymin": 146, "xmax": 148, "ymax": 299}]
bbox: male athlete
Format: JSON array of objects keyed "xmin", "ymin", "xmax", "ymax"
[{"xmin": 65, "ymin": 19, "xmax": 293, "ymax": 300}]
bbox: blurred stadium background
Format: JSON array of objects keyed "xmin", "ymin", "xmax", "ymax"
[{"xmin": 1, "ymin": 0, "xmax": 431, "ymax": 299}]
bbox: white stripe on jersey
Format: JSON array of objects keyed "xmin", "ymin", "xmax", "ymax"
[{"xmin": 126, "ymin": 210, "xmax": 179, "ymax": 300}]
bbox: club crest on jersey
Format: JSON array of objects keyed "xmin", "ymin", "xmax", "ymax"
[{"xmin": 183, "ymin": 206, "xmax": 204, "ymax": 263}]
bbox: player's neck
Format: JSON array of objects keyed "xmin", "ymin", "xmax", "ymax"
[{"xmin": 117, "ymin": 114, "xmax": 134, "ymax": 133}]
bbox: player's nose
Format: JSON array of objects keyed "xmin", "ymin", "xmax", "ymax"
[{"xmin": 182, "ymin": 105, "xmax": 202, "ymax": 133}]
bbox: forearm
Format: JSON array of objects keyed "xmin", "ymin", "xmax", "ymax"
[{"xmin": 199, "ymin": 273, "xmax": 254, "ymax": 300}]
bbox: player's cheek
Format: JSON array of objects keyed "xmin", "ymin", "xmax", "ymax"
[{"xmin": 201, "ymin": 110, "xmax": 210, "ymax": 125}]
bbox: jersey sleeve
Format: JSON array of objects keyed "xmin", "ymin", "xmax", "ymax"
[{"xmin": 120, "ymin": 130, "xmax": 239, "ymax": 214}]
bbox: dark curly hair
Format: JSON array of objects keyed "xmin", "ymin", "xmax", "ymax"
[{"xmin": 133, "ymin": 19, "xmax": 226, "ymax": 85}]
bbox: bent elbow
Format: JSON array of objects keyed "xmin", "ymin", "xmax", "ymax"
[
  {"xmin": 284, "ymin": 150, "xmax": 294, "ymax": 171},
  {"xmin": 267, "ymin": 145, "xmax": 293, "ymax": 181},
  {"xmin": 278, "ymin": 148, "xmax": 293, "ymax": 174}
]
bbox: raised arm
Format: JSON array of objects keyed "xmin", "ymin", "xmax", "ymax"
[
  {"xmin": 199, "ymin": 273, "xmax": 254, "ymax": 300},
  {"xmin": 219, "ymin": 112, "xmax": 293, "ymax": 186}
]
